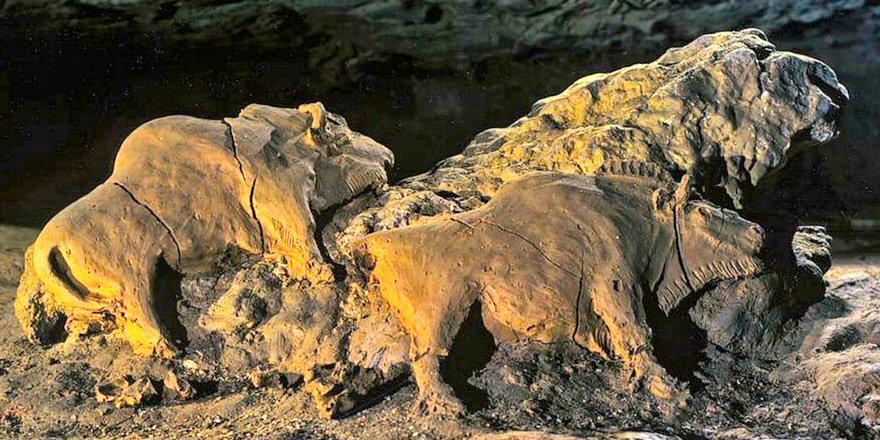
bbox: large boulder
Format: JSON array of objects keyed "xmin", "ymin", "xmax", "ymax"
[{"xmin": 326, "ymin": 30, "xmax": 846, "ymax": 263}]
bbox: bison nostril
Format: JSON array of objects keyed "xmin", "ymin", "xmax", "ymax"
[
  {"xmin": 327, "ymin": 143, "xmax": 344, "ymax": 157},
  {"xmin": 748, "ymin": 225, "xmax": 765, "ymax": 245}
]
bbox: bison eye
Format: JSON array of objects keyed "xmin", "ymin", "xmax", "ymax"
[
  {"xmin": 697, "ymin": 205, "xmax": 714, "ymax": 216},
  {"xmin": 327, "ymin": 142, "xmax": 344, "ymax": 157}
]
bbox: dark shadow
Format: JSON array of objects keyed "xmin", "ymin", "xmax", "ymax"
[
  {"xmin": 279, "ymin": 372, "xmax": 304, "ymax": 389},
  {"xmin": 35, "ymin": 313, "xmax": 69, "ymax": 345},
  {"xmin": 189, "ymin": 379, "xmax": 219, "ymax": 398},
  {"xmin": 643, "ymin": 284, "xmax": 709, "ymax": 389},
  {"xmin": 744, "ymin": 209, "xmax": 826, "ymax": 317},
  {"xmin": 424, "ymin": 5, "xmax": 444, "ymax": 24},
  {"xmin": 331, "ymin": 373, "xmax": 411, "ymax": 419},
  {"xmin": 311, "ymin": 197, "xmax": 361, "ymax": 281},
  {"xmin": 439, "ymin": 302, "xmax": 497, "ymax": 411},
  {"xmin": 152, "ymin": 258, "xmax": 189, "ymax": 351}
]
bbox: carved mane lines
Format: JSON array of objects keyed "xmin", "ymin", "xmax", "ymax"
[
  {"xmin": 271, "ymin": 217, "xmax": 302, "ymax": 254},
  {"xmin": 598, "ymin": 160, "xmax": 671, "ymax": 183}
]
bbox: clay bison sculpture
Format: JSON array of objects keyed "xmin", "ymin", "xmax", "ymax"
[
  {"xmin": 15, "ymin": 103, "xmax": 393, "ymax": 357},
  {"xmin": 354, "ymin": 166, "xmax": 767, "ymax": 415}
]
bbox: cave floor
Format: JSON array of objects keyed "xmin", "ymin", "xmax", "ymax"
[{"xmin": 0, "ymin": 224, "xmax": 873, "ymax": 439}]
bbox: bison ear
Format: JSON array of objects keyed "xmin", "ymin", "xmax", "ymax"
[
  {"xmin": 297, "ymin": 102, "xmax": 329, "ymax": 146},
  {"xmin": 651, "ymin": 174, "xmax": 693, "ymax": 215},
  {"xmin": 673, "ymin": 174, "xmax": 693, "ymax": 205}
]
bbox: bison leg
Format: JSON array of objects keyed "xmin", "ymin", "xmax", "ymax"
[
  {"xmin": 28, "ymin": 184, "xmax": 182, "ymax": 358},
  {"xmin": 406, "ymin": 298, "xmax": 474, "ymax": 418},
  {"xmin": 410, "ymin": 352, "xmax": 466, "ymax": 417},
  {"xmin": 36, "ymin": 241, "xmax": 178, "ymax": 358},
  {"xmin": 118, "ymin": 257, "xmax": 182, "ymax": 359},
  {"xmin": 583, "ymin": 277, "xmax": 679, "ymax": 400}
]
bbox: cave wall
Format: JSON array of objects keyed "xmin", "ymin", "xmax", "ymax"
[{"xmin": 0, "ymin": 0, "xmax": 878, "ymax": 238}]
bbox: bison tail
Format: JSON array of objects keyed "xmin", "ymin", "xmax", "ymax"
[{"xmin": 32, "ymin": 239, "xmax": 104, "ymax": 315}]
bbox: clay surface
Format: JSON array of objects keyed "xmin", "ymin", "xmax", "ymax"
[{"xmin": 319, "ymin": 31, "xmax": 846, "ymax": 411}]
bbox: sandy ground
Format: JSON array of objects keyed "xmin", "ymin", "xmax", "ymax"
[
  {"xmin": 0, "ymin": 225, "xmax": 668, "ymax": 440},
  {"xmin": 0, "ymin": 224, "xmax": 875, "ymax": 439}
]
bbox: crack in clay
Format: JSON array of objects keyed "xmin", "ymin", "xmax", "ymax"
[
  {"xmin": 571, "ymin": 255, "xmax": 586, "ymax": 342},
  {"xmin": 113, "ymin": 182, "xmax": 183, "ymax": 267},
  {"xmin": 450, "ymin": 217, "xmax": 475, "ymax": 229},
  {"xmin": 312, "ymin": 185, "xmax": 377, "ymax": 278},
  {"xmin": 807, "ymin": 73, "xmax": 848, "ymax": 108},
  {"xmin": 221, "ymin": 119, "xmax": 247, "ymax": 182},
  {"xmin": 672, "ymin": 205, "xmax": 697, "ymax": 294},
  {"xmin": 248, "ymin": 177, "xmax": 267, "ymax": 254},
  {"xmin": 756, "ymin": 59, "xmax": 767, "ymax": 96},
  {"xmin": 221, "ymin": 117, "xmax": 292, "ymax": 257},
  {"xmin": 478, "ymin": 219, "xmax": 579, "ymax": 278},
  {"xmin": 651, "ymin": 241, "xmax": 675, "ymax": 313}
]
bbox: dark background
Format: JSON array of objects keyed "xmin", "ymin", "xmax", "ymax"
[{"xmin": 0, "ymin": 0, "xmax": 877, "ymax": 246}]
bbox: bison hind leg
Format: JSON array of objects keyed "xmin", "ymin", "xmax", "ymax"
[
  {"xmin": 149, "ymin": 257, "xmax": 189, "ymax": 351},
  {"xmin": 410, "ymin": 354, "xmax": 466, "ymax": 418},
  {"xmin": 14, "ymin": 246, "xmax": 69, "ymax": 345},
  {"xmin": 411, "ymin": 302, "xmax": 498, "ymax": 417},
  {"xmin": 121, "ymin": 256, "xmax": 187, "ymax": 358}
]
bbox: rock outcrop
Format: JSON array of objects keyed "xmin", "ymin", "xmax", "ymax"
[
  {"xmin": 325, "ymin": 29, "xmax": 846, "ymax": 263},
  {"xmin": 335, "ymin": 30, "xmax": 845, "ymax": 416},
  {"xmin": 13, "ymin": 30, "xmax": 848, "ymax": 424},
  {"xmin": 769, "ymin": 267, "xmax": 880, "ymax": 434},
  {"xmin": 0, "ymin": 0, "xmax": 864, "ymax": 63}
]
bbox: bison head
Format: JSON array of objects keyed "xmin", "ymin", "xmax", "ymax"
[
  {"xmin": 652, "ymin": 176, "xmax": 767, "ymax": 314},
  {"xmin": 299, "ymin": 103, "xmax": 395, "ymax": 211}
]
